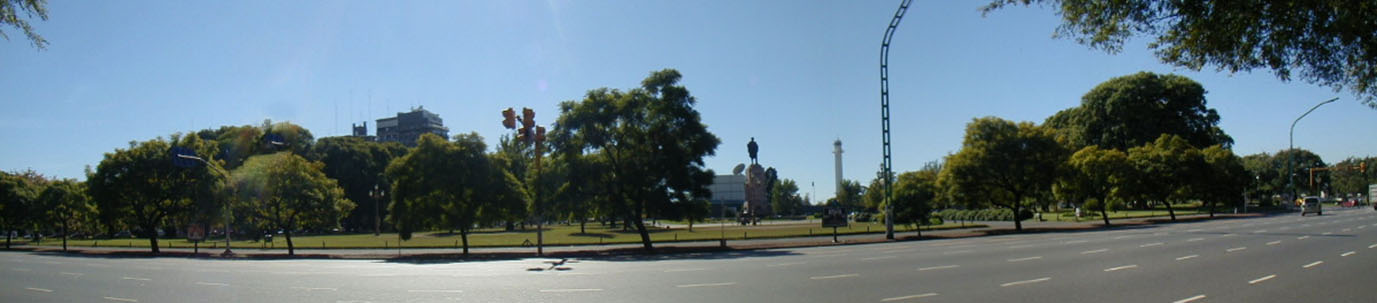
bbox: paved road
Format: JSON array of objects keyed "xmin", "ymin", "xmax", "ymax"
[{"xmin": 4, "ymin": 208, "xmax": 1376, "ymax": 302}]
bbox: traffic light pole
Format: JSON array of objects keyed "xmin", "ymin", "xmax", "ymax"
[{"xmin": 879, "ymin": 0, "xmax": 912, "ymax": 240}]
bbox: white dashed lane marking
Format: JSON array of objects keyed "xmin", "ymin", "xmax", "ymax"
[
  {"xmin": 1000, "ymin": 277, "xmax": 1051, "ymax": 287},
  {"xmin": 1266, "ymin": 241, "xmax": 1281, "ymax": 246},
  {"xmin": 407, "ymin": 290, "xmax": 463, "ymax": 293},
  {"xmin": 1341, "ymin": 251, "xmax": 1356, "ymax": 257},
  {"xmin": 918, "ymin": 265, "xmax": 959, "ymax": 271},
  {"xmin": 103, "ymin": 297, "xmax": 138, "ymax": 302},
  {"xmin": 1174, "ymin": 294, "xmax": 1207, "ymax": 303},
  {"xmin": 880, "ymin": 293, "xmax": 938, "ymax": 302},
  {"xmin": 1007, "ymin": 256, "xmax": 1042, "ymax": 262},
  {"xmin": 1081, "ymin": 249, "xmax": 1109, "ymax": 254},
  {"xmin": 676, "ymin": 282, "xmax": 736, "ymax": 288},
  {"xmin": 25, "ymin": 287, "xmax": 53, "ymax": 293},
  {"xmin": 810, "ymin": 274, "xmax": 860, "ymax": 280},
  {"xmin": 1303, "ymin": 261, "xmax": 1323, "ymax": 268},
  {"xmin": 539, "ymin": 288, "xmax": 603, "ymax": 293},
  {"xmin": 1227, "ymin": 247, "xmax": 1247, "ymax": 252},
  {"xmin": 1249, "ymin": 274, "xmax": 1276, "ymax": 285},
  {"xmin": 1176, "ymin": 255, "xmax": 1199, "ymax": 261},
  {"xmin": 1103, "ymin": 265, "xmax": 1138, "ymax": 272}
]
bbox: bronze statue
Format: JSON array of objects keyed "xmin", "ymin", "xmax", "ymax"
[{"xmin": 747, "ymin": 137, "xmax": 759, "ymax": 164}]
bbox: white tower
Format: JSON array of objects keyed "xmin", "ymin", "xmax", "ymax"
[{"xmin": 833, "ymin": 139, "xmax": 843, "ymax": 201}]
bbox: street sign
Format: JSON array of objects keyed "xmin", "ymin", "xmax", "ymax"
[
  {"xmin": 170, "ymin": 146, "xmax": 198, "ymax": 168},
  {"xmin": 822, "ymin": 207, "xmax": 847, "ymax": 228},
  {"xmin": 186, "ymin": 224, "xmax": 206, "ymax": 242},
  {"xmin": 264, "ymin": 133, "xmax": 286, "ymax": 145}
]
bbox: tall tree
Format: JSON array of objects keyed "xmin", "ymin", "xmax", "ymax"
[
  {"xmin": 1124, "ymin": 134, "xmax": 1205, "ymax": 221},
  {"xmin": 889, "ymin": 169, "xmax": 938, "ymax": 238},
  {"xmin": 386, "ymin": 133, "xmax": 522, "ymax": 255},
  {"xmin": 1331, "ymin": 157, "xmax": 1375, "ymax": 196},
  {"xmin": 1044, "ymin": 72, "xmax": 1232, "ymax": 151},
  {"xmin": 231, "ymin": 152, "xmax": 353, "ymax": 256},
  {"xmin": 0, "ymin": 170, "xmax": 44, "ymax": 249},
  {"xmin": 835, "ymin": 180, "xmax": 866, "ymax": 211},
  {"xmin": 983, "ymin": 0, "xmax": 1377, "ymax": 108},
  {"xmin": 308, "ymin": 136, "xmax": 408, "ymax": 233},
  {"xmin": 88, "ymin": 134, "xmax": 224, "ymax": 253},
  {"xmin": 550, "ymin": 69, "xmax": 720, "ymax": 251},
  {"xmin": 1199, "ymin": 145, "xmax": 1249, "ymax": 217},
  {"xmin": 770, "ymin": 179, "xmax": 804, "ymax": 216},
  {"xmin": 1059, "ymin": 146, "xmax": 1130, "ymax": 226},
  {"xmin": 1, "ymin": 0, "xmax": 48, "ymax": 49},
  {"xmin": 939, "ymin": 117, "xmax": 1066, "ymax": 231},
  {"xmin": 37, "ymin": 179, "xmax": 93, "ymax": 252}
]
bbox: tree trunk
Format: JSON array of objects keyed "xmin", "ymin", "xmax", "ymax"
[
  {"xmin": 1208, "ymin": 201, "xmax": 1215, "ymax": 218},
  {"xmin": 633, "ymin": 215, "xmax": 653, "ymax": 251},
  {"xmin": 579, "ymin": 218, "xmax": 586, "ymax": 234},
  {"xmin": 460, "ymin": 228, "xmax": 469, "ymax": 256},
  {"xmin": 1163, "ymin": 199, "xmax": 1177, "ymax": 221},
  {"xmin": 1012, "ymin": 202, "xmax": 1023, "ymax": 231},
  {"xmin": 147, "ymin": 224, "xmax": 160, "ymax": 254},
  {"xmin": 5, "ymin": 229, "xmax": 11, "ymax": 249},
  {"xmin": 1100, "ymin": 196, "xmax": 1112, "ymax": 227},
  {"xmin": 285, "ymin": 229, "xmax": 295, "ymax": 256},
  {"xmin": 61, "ymin": 221, "xmax": 68, "ymax": 252}
]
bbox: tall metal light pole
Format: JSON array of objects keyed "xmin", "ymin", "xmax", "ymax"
[
  {"xmin": 879, "ymin": 0, "xmax": 912, "ymax": 240},
  {"xmin": 1288, "ymin": 97, "xmax": 1338, "ymax": 202},
  {"xmin": 175, "ymin": 153, "xmax": 234, "ymax": 256},
  {"xmin": 370, "ymin": 184, "xmax": 385, "ymax": 236}
]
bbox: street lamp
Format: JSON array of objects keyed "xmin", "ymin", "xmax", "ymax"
[
  {"xmin": 1288, "ymin": 97, "xmax": 1338, "ymax": 202},
  {"xmin": 370, "ymin": 184, "xmax": 385, "ymax": 236},
  {"xmin": 175, "ymin": 153, "xmax": 234, "ymax": 257}
]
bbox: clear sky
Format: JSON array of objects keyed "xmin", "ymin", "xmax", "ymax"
[{"xmin": 3, "ymin": 1, "xmax": 1373, "ymax": 202}]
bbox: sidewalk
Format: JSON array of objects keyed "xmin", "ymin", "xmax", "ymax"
[{"xmin": 12, "ymin": 212, "xmax": 1263, "ymax": 260}]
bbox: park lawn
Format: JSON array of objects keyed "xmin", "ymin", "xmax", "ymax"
[
  {"xmin": 1041, "ymin": 205, "xmax": 1214, "ymax": 223},
  {"xmin": 33, "ymin": 221, "xmax": 983, "ymax": 250}
]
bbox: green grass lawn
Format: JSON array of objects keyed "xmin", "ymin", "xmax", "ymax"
[
  {"xmin": 30, "ymin": 221, "xmax": 985, "ymax": 250},
  {"xmin": 1040, "ymin": 204, "xmax": 1218, "ymax": 222}
]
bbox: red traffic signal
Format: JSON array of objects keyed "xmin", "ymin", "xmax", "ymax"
[{"xmin": 501, "ymin": 108, "xmax": 516, "ymax": 129}]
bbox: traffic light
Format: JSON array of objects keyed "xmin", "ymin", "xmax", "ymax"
[
  {"xmin": 501, "ymin": 108, "xmax": 516, "ymax": 129},
  {"xmin": 535, "ymin": 126, "xmax": 546, "ymax": 143},
  {"xmin": 520, "ymin": 107, "xmax": 536, "ymax": 143}
]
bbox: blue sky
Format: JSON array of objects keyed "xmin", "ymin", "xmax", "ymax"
[{"xmin": 2, "ymin": 1, "xmax": 1373, "ymax": 201}]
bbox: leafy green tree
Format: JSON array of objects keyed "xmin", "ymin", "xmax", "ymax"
[
  {"xmin": 552, "ymin": 153, "xmax": 610, "ymax": 234},
  {"xmin": 889, "ymin": 169, "xmax": 938, "ymax": 237},
  {"xmin": 1124, "ymin": 135, "xmax": 1205, "ymax": 221},
  {"xmin": 835, "ymin": 180, "xmax": 866, "ymax": 211},
  {"xmin": 231, "ymin": 152, "xmax": 353, "ymax": 256},
  {"xmin": 1043, "ymin": 72, "xmax": 1231, "ymax": 150},
  {"xmin": 1, "ymin": 0, "xmax": 48, "ymax": 49},
  {"xmin": 939, "ymin": 117, "xmax": 1066, "ymax": 231},
  {"xmin": 1331, "ymin": 157, "xmax": 1375, "ymax": 196},
  {"xmin": 387, "ymin": 133, "xmax": 522, "ymax": 255},
  {"xmin": 770, "ymin": 179, "xmax": 804, "ymax": 216},
  {"xmin": 0, "ymin": 170, "xmax": 44, "ymax": 249},
  {"xmin": 308, "ymin": 136, "xmax": 408, "ymax": 233},
  {"xmin": 37, "ymin": 179, "xmax": 93, "ymax": 252},
  {"xmin": 88, "ymin": 134, "xmax": 225, "ymax": 253},
  {"xmin": 549, "ymin": 69, "xmax": 720, "ymax": 251},
  {"xmin": 1241, "ymin": 152, "xmax": 1281, "ymax": 205},
  {"xmin": 1059, "ymin": 146, "xmax": 1130, "ymax": 226},
  {"xmin": 1276, "ymin": 148, "xmax": 1328, "ymax": 197},
  {"xmin": 983, "ymin": 0, "xmax": 1377, "ymax": 108},
  {"xmin": 1198, "ymin": 145, "xmax": 1249, "ymax": 217}
]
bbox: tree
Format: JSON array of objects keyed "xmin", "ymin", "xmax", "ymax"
[
  {"xmin": 1276, "ymin": 148, "xmax": 1327, "ymax": 197},
  {"xmin": 1332, "ymin": 157, "xmax": 1375, "ymax": 196},
  {"xmin": 1124, "ymin": 134, "xmax": 1205, "ymax": 221},
  {"xmin": 889, "ymin": 169, "xmax": 938, "ymax": 238},
  {"xmin": 983, "ymin": 0, "xmax": 1377, "ymax": 108},
  {"xmin": 1, "ymin": 0, "xmax": 48, "ymax": 49},
  {"xmin": 308, "ymin": 136, "xmax": 408, "ymax": 233},
  {"xmin": 0, "ymin": 170, "xmax": 44, "ymax": 249},
  {"xmin": 231, "ymin": 152, "xmax": 353, "ymax": 256},
  {"xmin": 549, "ymin": 69, "xmax": 720, "ymax": 251},
  {"xmin": 939, "ymin": 117, "xmax": 1066, "ymax": 231},
  {"xmin": 770, "ymin": 179, "xmax": 804, "ymax": 216},
  {"xmin": 835, "ymin": 180, "xmax": 866, "ymax": 211},
  {"xmin": 88, "ymin": 134, "xmax": 225, "ymax": 253},
  {"xmin": 1199, "ymin": 145, "xmax": 1249, "ymax": 217},
  {"xmin": 37, "ymin": 179, "xmax": 93, "ymax": 252},
  {"xmin": 386, "ymin": 133, "xmax": 522, "ymax": 255},
  {"xmin": 1044, "ymin": 72, "xmax": 1232, "ymax": 151},
  {"xmin": 1059, "ymin": 146, "xmax": 1130, "ymax": 226}
]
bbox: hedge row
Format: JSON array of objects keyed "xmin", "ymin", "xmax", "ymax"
[{"xmin": 934, "ymin": 208, "xmax": 1034, "ymax": 222}]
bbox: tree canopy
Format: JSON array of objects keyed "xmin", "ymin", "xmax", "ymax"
[
  {"xmin": 1044, "ymin": 72, "xmax": 1231, "ymax": 150},
  {"xmin": 88, "ymin": 134, "xmax": 225, "ymax": 253},
  {"xmin": 1123, "ymin": 134, "xmax": 1205, "ymax": 221},
  {"xmin": 1, "ymin": 0, "xmax": 48, "ymax": 49},
  {"xmin": 939, "ymin": 117, "xmax": 1065, "ymax": 231},
  {"xmin": 1058, "ymin": 145, "xmax": 1129, "ymax": 226},
  {"xmin": 386, "ymin": 133, "xmax": 523, "ymax": 255},
  {"xmin": 232, "ymin": 152, "xmax": 353, "ymax": 256},
  {"xmin": 0, "ymin": 169, "xmax": 44, "ymax": 248},
  {"xmin": 984, "ymin": 0, "xmax": 1377, "ymax": 108}
]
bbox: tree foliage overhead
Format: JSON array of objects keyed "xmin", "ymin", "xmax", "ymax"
[
  {"xmin": 88, "ymin": 134, "xmax": 225, "ymax": 253},
  {"xmin": 1, "ymin": 0, "xmax": 48, "ymax": 49},
  {"xmin": 0, "ymin": 169, "xmax": 45, "ymax": 248},
  {"xmin": 984, "ymin": 0, "xmax": 1377, "ymax": 108},
  {"xmin": 549, "ymin": 69, "xmax": 720, "ymax": 250},
  {"xmin": 1045, "ymin": 72, "xmax": 1231, "ymax": 150},
  {"xmin": 1123, "ymin": 134, "xmax": 1205, "ymax": 221},
  {"xmin": 939, "ymin": 117, "xmax": 1066, "ymax": 231}
]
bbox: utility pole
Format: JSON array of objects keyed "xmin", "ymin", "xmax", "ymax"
[
  {"xmin": 1288, "ymin": 98, "xmax": 1337, "ymax": 202},
  {"xmin": 879, "ymin": 0, "xmax": 912, "ymax": 240},
  {"xmin": 503, "ymin": 107, "xmax": 547, "ymax": 256}
]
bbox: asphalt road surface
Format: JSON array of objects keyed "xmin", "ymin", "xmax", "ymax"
[{"xmin": 5, "ymin": 208, "xmax": 1376, "ymax": 303}]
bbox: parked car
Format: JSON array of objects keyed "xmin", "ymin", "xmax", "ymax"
[{"xmin": 1300, "ymin": 196, "xmax": 1323, "ymax": 216}]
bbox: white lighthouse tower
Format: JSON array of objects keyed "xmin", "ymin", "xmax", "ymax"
[{"xmin": 833, "ymin": 139, "xmax": 843, "ymax": 201}]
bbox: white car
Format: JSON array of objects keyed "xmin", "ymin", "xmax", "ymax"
[{"xmin": 1300, "ymin": 196, "xmax": 1323, "ymax": 216}]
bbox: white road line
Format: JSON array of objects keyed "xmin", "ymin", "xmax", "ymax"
[
  {"xmin": 1302, "ymin": 224, "xmax": 1312, "ymax": 227},
  {"xmin": 1065, "ymin": 240, "xmax": 1088, "ymax": 244},
  {"xmin": 539, "ymin": 288, "xmax": 603, "ymax": 293},
  {"xmin": 918, "ymin": 265, "xmax": 959, "ymax": 271},
  {"xmin": 1186, "ymin": 229, "xmax": 1204, "ymax": 232},
  {"xmin": 1140, "ymin": 242, "xmax": 1164, "ymax": 248},
  {"xmin": 104, "ymin": 297, "xmax": 138, "ymax": 302},
  {"xmin": 1343, "ymin": 228, "xmax": 1352, "ymax": 232},
  {"xmin": 1227, "ymin": 247, "xmax": 1247, "ymax": 252},
  {"xmin": 664, "ymin": 268, "xmax": 707, "ymax": 272},
  {"xmin": 1369, "ymin": 244, "xmax": 1377, "ymax": 249},
  {"xmin": 880, "ymin": 293, "xmax": 939, "ymax": 302},
  {"xmin": 1298, "ymin": 236, "xmax": 1311, "ymax": 240},
  {"xmin": 676, "ymin": 282, "xmax": 736, "ymax": 288},
  {"xmin": 407, "ymin": 290, "xmax": 463, "ymax": 293},
  {"xmin": 1081, "ymin": 249, "xmax": 1109, "ymax": 254},
  {"xmin": 1248, "ymin": 274, "xmax": 1276, "ymax": 285},
  {"xmin": 1341, "ymin": 251, "xmax": 1356, "ymax": 257},
  {"xmin": 810, "ymin": 274, "xmax": 860, "ymax": 280},
  {"xmin": 60, "ymin": 272, "xmax": 83, "ymax": 276},
  {"xmin": 195, "ymin": 282, "xmax": 228, "ymax": 286},
  {"xmin": 1267, "ymin": 241, "xmax": 1282, "ymax": 245},
  {"xmin": 25, "ymin": 287, "xmax": 53, "ymax": 293},
  {"xmin": 1000, "ymin": 277, "xmax": 1051, "ymax": 287},
  {"xmin": 1176, "ymin": 255, "xmax": 1199, "ymax": 261},
  {"xmin": 1303, "ymin": 261, "xmax": 1324, "ymax": 268},
  {"xmin": 1279, "ymin": 227, "xmax": 1292, "ymax": 231},
  {"xmin": 1186, "ymin": 238, "xmax": 1204, "ymax": 242},
  {"xmin": 1103, "ymin": 265, "xmax": 1139, "ymax": 272},
  {"xmin": 1008, "ymin": 244, "xmax": 1036, "ymax": 249},
  {"xmin": 943, "ymin": 250, "xmax": 973, "ymax": 255},
  {"xmin": 1007, "ymin": 256, "xmax": 1042, "ymax": 262},
  {"xmin": 1221, "ymin": 233, "xmax": 1237, "ymax": 237},
  {"xmin": 1322, "ymin": 232, "xmax": 1333, "ymax": 235},
  {"xmin": 1173, "ymin": 294, "xmax": 1207, "ymax": 303},
  {"xmin": 120, "ymin": 277, "xmax": 151, "ymax": 281},
  {"xmin": 291, "ymin": 287, "xmax": 338, "ymax": 291},
  {"xmin": 767, "ymin": 262, "xmax": 806, "ymax": 267},
  {"xmin": 1112, "ymin": 235, "xmax": 1132, "ymax": 240},
  {"xmin": 861, "ymin": 256, "xmax": 897, "ymax": 261}
]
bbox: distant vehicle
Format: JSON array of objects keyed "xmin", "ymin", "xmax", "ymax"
[
  {"xmin": 1300, "ymin": 196, "xmax": 1323, "ymax": 216},
  {"xmin": 1341, "ymin": 199, "xmax": 1358, "ymax": 208}
]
